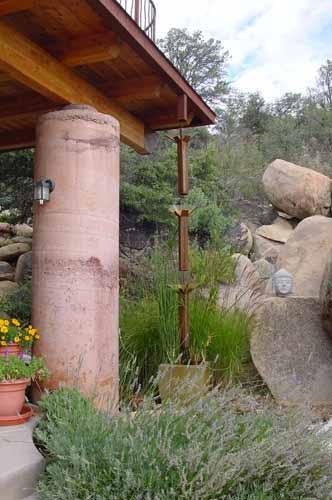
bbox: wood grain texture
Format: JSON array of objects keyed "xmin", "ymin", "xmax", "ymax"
[{"xmin": 0, "ymin": 19, "xmax": 145, "ymax": 151}]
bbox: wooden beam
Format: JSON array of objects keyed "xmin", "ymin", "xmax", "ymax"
[
  {"xmin": 58, "ymin": 32, "xmax": 121, "ymax": 67},
  {"xmin": 0, "ymin": 128, "xmax": 35, "ymax": 151},
  {"xmin": 0, "ymin": 20, "xmax": 146, "ymax": 152},
  {"xmin": 0, "ymin": 0, "xmax": 34, "ymax": 16},
  {"xmin": 0, "ymin": 93, "xmax": 57, "ymax": 120},
  {"xmin": 103, "ymin": 75, "xmax": 162, "ymax": 100},
  {"xmin": 177, "ymin": 95, "xmax": 188, "ymax": 122},
  {"xmin": 89, "ymin": 0, "xmax": 216, "ymax": 126},
  {"xmin": 147, "ymin": 112, "xmax": 194, "ymax": 131},
  {"xmin": 0, "ymin": 92, "xmax": 162, "ymax": 152}
]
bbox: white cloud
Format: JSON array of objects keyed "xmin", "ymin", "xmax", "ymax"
[{"xmin": 153, "ymin": 0, "xmax": 332, "ymax": 100}]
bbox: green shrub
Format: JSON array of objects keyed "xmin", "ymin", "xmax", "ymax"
[
  {"xmin": 36, "ymin": 388, "xmax": 332, "ymax": 500},
  {"xmin": 0, "ymin": 279, "xmax": 32, "ymax": 324},
  {"xmin": 189, "ymin": 299, "xmax": 253, "ymax": 382}
]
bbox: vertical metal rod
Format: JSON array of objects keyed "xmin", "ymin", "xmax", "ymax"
[
  {"xmin": 178, "ymin": 211, "xmax": 189, "ymax": 271},
  {"xmin": 134, "ymin": 0, "xmax": 140, "ymax": 24}
]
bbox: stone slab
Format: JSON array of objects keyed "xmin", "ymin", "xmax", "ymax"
[
  {"xmin": 256, "ymin": 217, "xmax": 293, "ymax": 243},
  {"xmin": 251, "ymin": 296, "xmax": 332, "ymax": 404},
  {"xmin": 253, "ymin": 234, "xmax": 283, "ymax": 264},
  {"xmin": 0, "ymin": 417, "xmax": 44, "ymax": 500}
]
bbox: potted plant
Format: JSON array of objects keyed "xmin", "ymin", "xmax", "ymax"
[
  {"xmin": 0, "ymin": 318, "xmax": 40, "ymax": 357},
  {"xmin": 0, "ymin": 355, "xmax": 48, "ymax": 423}
]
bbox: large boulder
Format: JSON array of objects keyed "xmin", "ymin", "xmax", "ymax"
[
  {"xmin": 217, "ymin": 254, "xmax": 262, "ymax": 313},
  {"xmin": 255, "ymin": 217, "xmax": 293, "ymax": 244},
  {"xmin": 253, "ymin": 258, "xmax": 275, "ymax": 292},
  {"xmin": 253, "ymin": 234, "xmax": 283, "ymax": 264},
  {"xmin": 11, "ymin": 236, "xmax": 32, "ymax": 245},
  {"xmin": 0, "ymin": 261, "xmax": 13, "ymax": 282},
  {"xmin": 320, "ymin": 254, "xmax": 332, "ymax": 338},
  {"xmin": 0, "ymin": 281, "xmax": 18, "ymax": 298},
  {"xmin": 0, "ymin": 243, "xmax": 30, "ymax": 261},
  {"xmin": 276, "ymin": 215, "xmax": 332, "ymax": 297},
  {"xmin": 226, "ymin": 222, "xmax": 253, "ymax": 256},
  {"xmin": 13, "ymin": 224, "xmax": 33, "ymax": 238},
  {"xmin": 263, "ymin": 159, "xmax": 331, "ymax": 219},
  {"xmin": 15, "ymin": 251, "xmax": 32, "ymax": 283},
  {"xmin": 251, "ymin": 296, "xmax": 332, "ymax": 404},
  {"xmin": 0, "ymin": 223, "xmax": 11, "ymax": 234}
]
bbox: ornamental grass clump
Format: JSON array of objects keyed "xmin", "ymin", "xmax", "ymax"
[
  {"xmin": 36, "ymin": 387, "xmax": 332, "ymax": 500},
  {"xmin": 0, "ymin": 317, "xmax": 40, "ymax": 350}
]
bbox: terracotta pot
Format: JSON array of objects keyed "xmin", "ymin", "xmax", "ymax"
[
  {"xmin": 0, "ymin": 344, "xmax": 22, "ymax": 358},
  {"xmin": 158, "ymin": 364, "xmax": 211, "ymax": 403},
  {"xmin": 0, "ymin": 379, "xmax": 30, "ymax": 416}
]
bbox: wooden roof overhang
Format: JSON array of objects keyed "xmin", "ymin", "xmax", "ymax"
[{"xmin": 0, "ymin": 0, "xmax": 215, "ymax": 154}]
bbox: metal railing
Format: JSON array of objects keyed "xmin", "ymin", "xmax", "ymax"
[{"xmin": 116, "ymin": 0, "xmax": 156, "ymax": 41}]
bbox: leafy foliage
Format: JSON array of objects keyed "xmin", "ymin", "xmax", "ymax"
[
  {"xmin": 120, "ymin": 132, "xmax": 233, "ymax": 241},
  {"xmin": 36, "ymin": 387, "xmax": 332, "ymax": 500},
  {"xmin": 159, "ymin": 28, "xmax": 230, "ymax": 106},
  {"xmin": 0, "ymin": 279, "xmax": 32, "ymax": 324},
  {"xmin": 0, "ymin": 355, "xmax": 48, "ymax": 381},
  {"xmin": 0, "ymin": 150, "xmax": 34, "ymax": 223}
]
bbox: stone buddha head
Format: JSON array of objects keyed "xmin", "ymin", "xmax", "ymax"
[{"xmin": 272, "ymin": 268, "xmax": 293, "ymax": 297}]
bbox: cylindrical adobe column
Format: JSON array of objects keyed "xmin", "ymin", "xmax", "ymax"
[{"xmin": 32, "ymin": 105, "xmax": 120, "ymax": 412}]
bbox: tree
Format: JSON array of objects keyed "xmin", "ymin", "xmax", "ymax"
[
  {"xmin": 0, "ymin": 150, "xmax": 34, "ymax": 222},
  {"xmin": 308, "ymin": 59, "xmax": 332, "ymax": 110},
  {"xmin": 240, "ymin": 92, "xmax": 268, "ymax": 137},
  {"xmin": 272, "ymin": 92, "xmax": 303, "ymax": 118},
  {"xmin": 158, "ymin": 28, "xmax": 230, "ymax": 107}
]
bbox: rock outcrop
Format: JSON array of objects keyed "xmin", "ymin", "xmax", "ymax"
[
  {"xmin": 253, "ymin": 234, "xmax": 283, "ymax": 264},
  {"xmin": 253, "ymin": 258, "xmax": 275, "ymax": 291},
  {"xmin": 250, "ymin": 160, "xmax": 332, "ymax": 406},
  {"xmin": 218, "ymin": 254, "xmax": 262, "ymax": 313},
  {"xmin": 255, "ymin": 217, "xmax": 293, "ymax": 244},
  {"xmin": 0, "ymin": 224, "xmax": 32, "ymax": 298},
  {"xmin": 276, "ymin": 215, "xmax": 332, "ymax": 297},
  {"xmin": 15, "ymin": 251, "xmax": 32, "ymax": 283},
  {"xmin": 320, "ymin": 253, "xmax": 332, "ymax": 338},
  {"xmin": 263, "ymin": 159, "xmax": 331, "ymax": 219},
  {"xmin": 226, "ymin": 221, "xmax": 253, "ymax": 256},
  {"xmin": 251, "ymin": 296, "xmax": 332, "ymax": 404}
]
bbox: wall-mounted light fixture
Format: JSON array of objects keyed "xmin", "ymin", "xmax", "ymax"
[{"xmin": 34, "ymin": 179, "xmax": 55, "ymax": 205}]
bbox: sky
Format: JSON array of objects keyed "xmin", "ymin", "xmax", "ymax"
[{"xmin": 153, "ymin": 0, "xmax": 332, "ymax": 101}]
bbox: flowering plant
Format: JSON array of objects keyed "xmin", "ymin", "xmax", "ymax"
[
  {"xmin": 0, "ymin": 318, "xmax": 40, "ymax": 349},
  {"xmin": 0, "ymin": 355, "xmax": 49, "ymax": 382}
]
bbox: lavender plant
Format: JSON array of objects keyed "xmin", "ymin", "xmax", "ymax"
[{"xmin": 36, "ymin": 387, "xmax": 332, "ymax": 500}]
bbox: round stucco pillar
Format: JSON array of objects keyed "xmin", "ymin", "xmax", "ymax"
[{"xmin": 32, "ymin": 105, "xmax": 120, "ymax": 411}]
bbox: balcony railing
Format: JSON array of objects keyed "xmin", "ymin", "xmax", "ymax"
[{"xmin": 116, "ymin": 0, "xmax": 156, "ymax": 41}]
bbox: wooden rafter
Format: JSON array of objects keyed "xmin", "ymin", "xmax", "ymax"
[
  {"xmin": 0, "ymin": 0, "xmax": 34, "ymax": 16},
  {"xmin": 0, "ymin": 19, "xmax": 146, "ymax": 152},
  {"xmin": 57, "ymin": 32, "xmax": 121, "ymax": 67},
  {"xmin": 0, "ymin": 128, "xmax": 35, "ymax": 151},
  {"xmin": 104, "ymin": 75, "xmax": 162, "ymax": 100},
  {"xmin": 0, "ymin": 93, "xmax": 54, "ymax": 118},
  {"xmin": 147, "ymin": 112, "xmax": 194, "ymax": 131},
  {"xmin": 0, "ymin": 76, "xmax": 163, "ymax": 126},
  {"xmin": 90, "ymin": 0, "xmax": 216, "ymax": 125}
]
